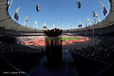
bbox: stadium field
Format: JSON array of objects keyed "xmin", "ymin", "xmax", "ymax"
[
  {"xmin": 17, "ymin": 35, "xmax": 93, "ymax": 48},
  {"xmin": 44, "ymin": 37, "xmax": 82, "ymax": 41}
]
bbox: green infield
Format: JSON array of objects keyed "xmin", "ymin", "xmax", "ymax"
[
  {"xmin": 61, "ymin": 37, "xmax": 81, "ymax": 40},
  {"xmin": 44, "ymin": 37, "xmax": 81, "ymax": 41}
]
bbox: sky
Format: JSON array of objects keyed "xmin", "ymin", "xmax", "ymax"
[{"xmin": 8, "ymin": 0, "xmax": 110, "ymax": 29}]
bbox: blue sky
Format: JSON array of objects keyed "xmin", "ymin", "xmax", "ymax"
[{"xmin": 8, "ymin": 0, "xmax": 110, "ymax": 29}]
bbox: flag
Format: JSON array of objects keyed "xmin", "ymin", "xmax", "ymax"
[
  {"xmin": 76, "ymin": 0, "xmax": 81, "ymax": 9},
  {"xmin": 95, "ymin": 12, "xmax": 98, "ymax": 18},
  {"xmin": 14, "ymin": 13, "xmax": 19, "ymax": 21},
  {"xmin": 103, "ymin": 7, "xmax": 107, "ymax": 16},
  {"xmin": 43, "ymin": 23, "xmax": 47, "ymax": 29},
  {"xmin": 25, "ymin": 16, "xmax": 28, "ymax": 22},
  {"xmin": 78, "ymin": 24, "xmax": 82, "ymax": 27},
  {"xmin": 100, "ymin": 1, "xmax": 107, "ymax": 16},
  {"xmin": 87, "ymin": 18, "xmax": 90, "ymax": 22},
  {"xmin": 14, "ymin": 7, "xmax": 20, "ymax": 21},
  {"xmin": 100, "ymin": 1, "xmax": 105, "ymax": 8},
  {"xmin": 16, "ymin": 7, "xmax": 20, "ymax": 14},
  {"xmin": 43, "ymin": 26, "xmax": 47, "ymax": 29},
  {"xmin": 36, "ymin": 4, "xmax": 40, "ymax": 12},
  {"xmin": 35, "ymin": 20, "xmax": 37, "ymax": 25},
  {"xmin": 78, "ymin": 21, "xmax": 82, "ymax": 27},
  {"xmin": 92, "ymin": 11, "xmax": 96, "ymax": 17},
  {"xmin": 92, "ymin": 11, "xmax": 98, "ymax": 18}
]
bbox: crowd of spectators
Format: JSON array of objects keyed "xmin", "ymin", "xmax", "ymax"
[
  {"xmin": 0, "ymin": 40, "xmax": 44, "ymax": 56},
  {"xmin": 70, "ymin": 36, "xmax": 114, "ymax": 64},
  {"xmin": 0, "ymin": 34, "xmax": 17, "ymax": 44},
  {"xmin": 0, "ymin": 42, "xmax": 45, "ymax": 74},
  {"xmin": 1, "ymin": 31, "xmax": 114, "ymax": 64}
]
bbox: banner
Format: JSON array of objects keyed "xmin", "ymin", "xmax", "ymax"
[
  {"xmin": 36, "ymin": 4, "xmax": 40, "ymax": 12},
  {"xmin": 14, "ymin": 13, "xmax": 19, "ymax": 21}
]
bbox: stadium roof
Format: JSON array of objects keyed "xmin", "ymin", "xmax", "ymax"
[{"xmin": 0, "ymin": 0, "xmax": 114, "ymax": 32}]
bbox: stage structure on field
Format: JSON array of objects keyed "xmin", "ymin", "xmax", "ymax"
[{"xmin": 44, "ymin": 28, "xmax": 64, "ymax": 69}]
